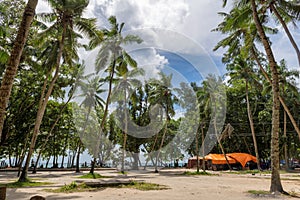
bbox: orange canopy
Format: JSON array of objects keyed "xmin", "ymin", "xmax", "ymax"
[
  {"xmin": 189, "ymin": 153, "xmax": 257, "ymax": 167},
  {"xmin": 227, "ymin": 153, "xmax": 257, "ymax": 167},
  {"xmin": 204, "ymin": 154, "xmax": 237, "ymax": 165}
]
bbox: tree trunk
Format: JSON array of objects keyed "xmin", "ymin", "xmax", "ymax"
[
  {"xmin": 121, "ymin": 90, "xmax": 128, "ymax": 174},
  {"xmin": 250, "ymin": 0, "xmax": 284, "ymax": 193},
  {"xmin": 75, "ymin": 143, "xmax": 81, "ymax": 173},
  {"xmin": 270, "ymin": 3, "xmax": 300, "ymax": 67},
  {"xmin": 196, "ymin": 126, "xmax": 200, "ymax": 173},
  {"xmin": 201, "ymin": 124, "xmax": 206, "ymax": 172},
  {"xmin": 155, "ymin": 117, "xmax": 169, "ymax": 173},
  {"xmin": 283, "ymin": 110, "xmax": 288, "ymax": 171},
  {"xmin": 245, "ymin": 80, "xmax": 261, "ymax": 170},
  {"xmin": 0, "ymin": 0, "xmax": 39, "ymax": 143},
  {"xmin": 18, "ymin": 21, "xmax": 66, "ymax": 182},
  {"xmin": 89, "ymin": 158, "xmax": 96, "ymax": 174}
]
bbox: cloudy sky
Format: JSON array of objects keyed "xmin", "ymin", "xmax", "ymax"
[{"xmin": 37, "ymin": 0, "xmax": 299, "ymax": 84}]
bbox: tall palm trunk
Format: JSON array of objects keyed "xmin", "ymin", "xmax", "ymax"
[
  {"xmin": 250, "ymin": 0, "xmax": 284, "ymax": 193},
  {"xmin": 201, "ymin": 124, "xmax": 206, "ymax": 172},
  {"xmin": 252, "ymin": 48, "xmax": 300, "ymax": 139},
  {"xmin": 270, "ymin": 3, "xmax": 300, "ymax": 67},
  {"xmin": 154, "ymin": 111, "xmax": 169, "ymax": 173},
  {"xmin": 196, "ymin": 126, "xmax": 200, "ymax": 173},
  {"xmin": 245, "ymin": 80, "xmax": 261, "ymax": 170},
  {"xmin": 283, "ymin": 110, "xmax": 288, "ymax": 170},
  {"xmin": 18, "ymin": 22, "xmax": 66, "ymax": 182},
  {"xmin": 33, "ymin": 94, "xmax": 73, "ymax": 173},
  {"xmin": 0, "ymin": 0, "xmax": 38, "ymax": 143},
  {"xmin": 121, "ymin": 89, "xmax": 128, "ymax": 173},
  {"xmin": 75, "ymin": 143, "xmax": 82, "ymax": 173},
  {"xmin": 90, "ymin": 61, "xmax": 116, "ymax": 175}
]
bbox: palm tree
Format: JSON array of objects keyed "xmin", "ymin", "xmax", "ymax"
[
  {"xmin": 216, "ymin": 1, "xmax": 300, "ymax": 141},
  {"xmin": 88, "ymin": 16, "xmax": 142, "ymax": 173},
  {"xmin": 148, "ymin": 72, "xmax": 177, "ymax": 173},
  {"xmin": 250, "ymin": 0, "xmax": 285, "ymax": 193},
  {"xmin": 227, "ymin": 56, "xmax": 261, "ymax": 170},
  {"xmin": 78, "ymin": 76, "xmax": 105, "ymax": 174},
  {"xmin": 202, "ymin": 75, "xmax": 229, "ymax": 170},
  {"xmin": 0, "ymin": 0, "xmax": 38, "ymax": 143},
  {"xmin": 18, "ymin": 0, "xmax": 97, "ymax": 182},
  {"xmin": 112, "ymin": 67, "xmax": 144, "ymax": 173}
]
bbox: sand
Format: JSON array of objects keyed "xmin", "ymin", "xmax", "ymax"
[{"xmin": 1, "ymin": 168, "xmax": 300, "ymax": 200}]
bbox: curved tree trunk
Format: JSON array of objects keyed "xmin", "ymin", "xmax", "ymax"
[
  {"xmin": 245, "ymin": 80, "xmax": 261, "ymax": 170},
  {"xmin": 0, "ymin": 0, "xmax": 39, "ymax": 144},
  {"xmin": 270, "ymin": 3, "xmax": 300, "ymax": 67},
  {"xmin": 18, "ymin": 21, "xmax": 66, "ymax": 182},
  {"xmin": 250, "ymin": 0, "xmax": 284, "ymax": 193}
]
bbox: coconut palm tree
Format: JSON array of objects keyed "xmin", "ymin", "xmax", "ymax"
[
  {"xmin": 78, "ymin": 76, "xmax": 105, "ymax": 174},
  {"xmin": 148, "ymin": 72, "xmax": 177, "ymax": 173},
  {"xmin": 18, "ymin": 0, "xmax": 97, "ymax": 182},
  {"xmin": 0, "ymin": 0, "xmax": 38, "ymax": 143},
  {"xmin": 249, "ymin": 0, "xmax": 284, "ymax": 193},
  {"xmin": 215, "ymin": 2, "xmax": 300, "ymax": 141},
  {"xmin": 112, "ymin": 67, "xmax": 144, "ymax": 173},
  {"xmin": 88, "ymin": 16, "xmax": 142, "ymax": 173}
]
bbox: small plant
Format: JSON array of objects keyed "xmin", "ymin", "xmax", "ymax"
[{"xmin": 60, "ymin": 182, "xmax": 78, "ymax": 192}]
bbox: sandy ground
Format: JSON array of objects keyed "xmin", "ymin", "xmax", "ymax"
[{"xmin": 1, "ymin": 168, "xmax": 300, "ymax": 200}]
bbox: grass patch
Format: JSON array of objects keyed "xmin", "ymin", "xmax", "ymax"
[
  {"xmin": 77, "ymin": 173, "xmax": 111, "ymax": 179},
  {"xmin": 45, "ymin": 181, "xmax": 95, "ymax": 193},
  {"xmin": 119, "ymin": 181, "xmax": 169, "ymax": 191},
  {"xmin": 46, "ymin": 181, "xmax": 168, "ymax": 193},
  {"xmin": 182, "ymin": 171, "xmax": 216, "ymax": 176},
  {"xmin": 248, "ymin": 190, "xmax": 270, "ymax": 195},
  {"xmin": 0, "ymin": 179, "xmax": 52, "ymax": 188}
]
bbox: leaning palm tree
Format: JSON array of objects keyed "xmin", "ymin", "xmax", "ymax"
[
  {"xmin": 88, "ymin": 16, "xmax": 142, "ymax": 173},
  {"xmin": 18, "ymin": 0, "xmax": 97, "ymax": 182},
  {"xmin": 0, "ymin": 0, "xmax": 38, "ymax": 143}
]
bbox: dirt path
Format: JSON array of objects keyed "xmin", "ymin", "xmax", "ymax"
[{"xmin": 1, "ymin": 169, "xmax": 299, "ymax": 200}]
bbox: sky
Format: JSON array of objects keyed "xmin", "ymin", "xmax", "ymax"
[
  {"xmin": 36, "ymin": 0, "xmax": 300, "ymax": 83},
  {"xmin": 34, "ymin": 0, "xmax": 300, "ymax": 165}
]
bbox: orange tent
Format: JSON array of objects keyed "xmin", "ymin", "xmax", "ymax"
[
  {"xmin": 227, "ymin": 153, "xmax": 257, "ymax": 168},
  {"xmin": 204, "ymin": 154, "xmax": 237, "ymax": 165}
]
